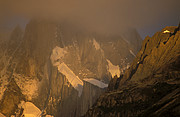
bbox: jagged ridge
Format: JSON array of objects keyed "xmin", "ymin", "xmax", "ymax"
[{"xmin": 84, "ymin": 24, "xmax": 180, "ymax": 117}]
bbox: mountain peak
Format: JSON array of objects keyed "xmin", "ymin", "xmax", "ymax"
[{"xmin": 84, "ymin": 24, "xmax": 180, "ymax": 117}]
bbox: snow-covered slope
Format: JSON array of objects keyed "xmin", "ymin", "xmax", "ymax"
[
  {"xmin": 83, "ymin": 78, "xmax": 108, "ymax": 88},
  {"xmin": 106, "ymin": 59, "xmax": 120, "ymax": 78},
  {"xmin": 16, "ymin": 101, "xmax": 53, "ymax": 117},
  {"xmin": 21, "ymin": 101, "xmax": 41, "ymax": 117},
  {"xmin": 92, "ymin": 39, "xmax": 101, "ymax": 50},
  {"xmin": 57, "ymin": 62, "xmax": 83, "ymax": 97}
]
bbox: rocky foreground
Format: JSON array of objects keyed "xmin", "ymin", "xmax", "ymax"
[{"xmin": 84, "ymin": 25, "xmax": 180, "ymax": 117}]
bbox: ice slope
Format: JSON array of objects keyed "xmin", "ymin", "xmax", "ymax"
[
  {"xmin": 57, "ymin": 62, "xmax": 83, "ymax": 97},
  {"xmin": 83, "ymin": 78, "xmax": 108, "ymax": 88}
]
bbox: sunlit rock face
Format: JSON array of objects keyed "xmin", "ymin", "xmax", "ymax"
[
  {"xmin": 0, "ymin": 20, "xmax": 142, "ymax": 116},
  {"xmin": 85, "ymin": 25, "xmax": 180, "ymax": 117},
  {"xmin": 0, "ymin": 113, "xmax": 5, "ymax": 117}
]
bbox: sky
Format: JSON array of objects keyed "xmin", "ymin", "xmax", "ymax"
[{"xmin": 0, "ymin": 0, "xmax": 180, "ymax": 39}]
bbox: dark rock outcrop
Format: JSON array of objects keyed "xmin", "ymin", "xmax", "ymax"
[
  {"xmin": 0, "ymin": 78, "xmax": 24, "ymax": 117},
  {"xmin": 85, "ymin": 25, "xmax": 180, "ymax": 117}
]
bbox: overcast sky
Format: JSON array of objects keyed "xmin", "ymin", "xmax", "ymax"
[{"xmin": 0, "ymin": 0, "xmax": 179, "ymax": 38}]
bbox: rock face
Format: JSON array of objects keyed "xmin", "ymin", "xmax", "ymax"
[
  {"xmin": 85, "ymin": 25, "xmax": 180, "ymax": 117},
  {"xmin": 0, "ymin": 20, "xmax": 142, "ymax": 117}
]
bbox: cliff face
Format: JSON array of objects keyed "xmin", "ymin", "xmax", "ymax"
[
  {"xmin": 0, "ymin": 20, "xmax": 141, "ymax": 117},
  {"xmin": 85, "ymin": 25, "xmax": 180, "ymax": 117},
  {"xmin": 119, "ymin": 26, "xmax": 180, "ymax": 85}
]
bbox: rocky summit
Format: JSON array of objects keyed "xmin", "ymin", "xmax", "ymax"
[
  {"xmin": 0, "ymin": 20, "xmax": 141, "ymax": 117},
  {"xmin": 85, "ymin": 25, "xmax": 180, "ymax": 117}
]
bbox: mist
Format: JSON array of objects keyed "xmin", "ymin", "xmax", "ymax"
[{"xmin": 0, "ymin": 0, "xmax": 180, "ymax": 36}]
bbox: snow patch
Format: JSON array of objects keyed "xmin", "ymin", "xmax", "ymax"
[
  {"xmin": 163, "ymin": 30, "xmax": 170, "ymax": 33},
  {"xmin": 106, "ymin": 59, "xmax": 120, "ymax": 78},
  {"xmin": 92, "ymin": 39, "xmax": 101, "ymax": 50},
  {"xmin": 21, "ymin": 101, "xmax": 41, "ymax": 117},
  {"xmin": 46, "ymin": 115, "xmax": 54, "ymax": 117},
  {"xmin": 121, "ymin": 35, "xmax": 130, "ymax": 44},
  {"xmin": 89, "ymin": 38, "xmax": 104, "ymax": 54},
  {"xmin": 83, "ymin": 78, "xmax": 108, "ymax": 88},
  {"xmin": 57, "ymin": 63, "xmax": 83, "ymax": 97},
  {"xmin": 50, "ymin": 46, "xmax": 67, "ymax": 66},
  {"xmin": 129, "ymin": 50, "xmax": 136, "ymax": 57}
]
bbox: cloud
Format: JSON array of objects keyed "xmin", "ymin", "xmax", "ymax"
[{"xmin": 0, "ymin": 0, "xmax": 180, "ymax": 34}]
